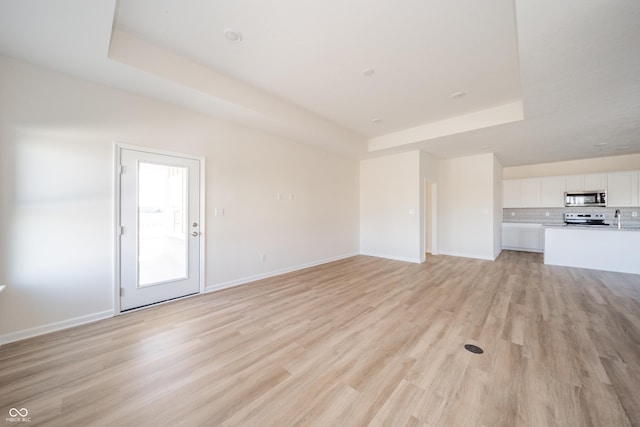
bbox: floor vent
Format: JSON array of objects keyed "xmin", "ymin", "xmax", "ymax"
[{"xmin": 464, "ymin": 344, "xmax": 484, "ymax": 354}]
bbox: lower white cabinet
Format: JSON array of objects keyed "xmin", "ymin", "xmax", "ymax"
[{"xmin": 502, "ymin": 223, "xmax": 544, "ymax": 253}]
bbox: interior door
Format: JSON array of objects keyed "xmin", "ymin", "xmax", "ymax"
[{"xmin": 119, "ymin": 148, "xmax": 201, "ymax": 311}]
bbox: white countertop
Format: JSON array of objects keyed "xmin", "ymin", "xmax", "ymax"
[{"xmin": 544, "ymin": 224, "xmax": 640, "ymax": 232}]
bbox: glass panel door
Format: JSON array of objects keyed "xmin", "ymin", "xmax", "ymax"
[
  {"xmin": 138, "ymin": 163, "xmax": 188, "ymax": 286},
  {"xmin": 119, "ymin": 148, "xmax": 201, "ymax": 311}
]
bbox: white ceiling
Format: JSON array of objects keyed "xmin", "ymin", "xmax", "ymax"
[{"xmin": 0, "ymin": 0, "xmax": 639, "ymax": 166}]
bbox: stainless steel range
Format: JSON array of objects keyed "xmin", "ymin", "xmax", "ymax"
[{"xmin": 564, "ymin": 213, "xmax": 609, "ymax": 226}]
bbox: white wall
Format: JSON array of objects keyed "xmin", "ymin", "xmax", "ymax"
[
  {"xmin": 503, "ymin": 153, "xmax": 640, "ymax": 179},
  {"xmin": 438, "ymin": 153, "xmax": 500, "ymax": 260},
  {"xmin": 0, "ymin": 56, "xmax": 359, "ymax": 343},
  {"xmin": 360, "ymin": 151, "xmax": 422, "ymax": 263}
]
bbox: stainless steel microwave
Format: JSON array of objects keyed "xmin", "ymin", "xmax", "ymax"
[{"xmin": 564, "ymin": 191, "xmax": 607, "ymax": 207}]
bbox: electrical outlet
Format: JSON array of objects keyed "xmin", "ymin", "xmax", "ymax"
[
  {"xmin": 633, "ymin": 212, "xmax": 638, "ymax": 217},
  {"xmin": 260, "ymin": 253, "xmax": 266, "ymax": 262},
  {"xmin": 545, "ymin": 212, "xmax": 550, "ymax": 217},
  {"xmin": 511, "ymin": 212, "xmax": 516, "ymax": 217}
]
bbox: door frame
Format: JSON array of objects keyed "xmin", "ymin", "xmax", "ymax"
[{"xmin": 113, "ymin": 143, "xmax": 206, "ymax": 314}]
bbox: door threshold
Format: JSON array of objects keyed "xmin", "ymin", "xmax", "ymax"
[{"xmin": 120, "ymin": 292, "xmax": 200, "ymax": 314}]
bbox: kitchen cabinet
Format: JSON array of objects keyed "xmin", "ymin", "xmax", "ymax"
[
  {"xmin": 503, "ymin": 176, "xmax": 562, "ymax": 208},
  {"xmin": 502, "ymin": 223, "xmax": 544, "ymax": 253},
  {"xmin": 607, "ymin": 171, "xmax": 639, "ymax": 207},
  {"xmin": 503, "ymin": 178, "xmax": 542, "ymax": 208},
  {"xmin": 540, "ymin": 176, "xmax": 566, "ymax": 207},
  {"xmin": 520, "ymin": 178, "xmax": 541, "ymax": 207},
  {"xmin": 503, "ymin": 180, "xmax": 522, "ymax": 208},
  {"xmin": 521, "ymin": 228, "xmax": 544, "ymax": 251},
  {"xmin": 504, "ymin": 170, "xmax": 638, "ymax": 209},
  {"xmin": 586, "ymin": 173, "xmax": 608, "ymax": 190},
  {"xmin": 566, "ymin": 173, "xmax": 607, "ymax": 192},
  {"xmin": 502, "ymin": 226, "xmax": 520, "ymax": 248}
]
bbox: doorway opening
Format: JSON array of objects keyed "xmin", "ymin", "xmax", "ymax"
[{"xmin": 424, "ymin": 180, "xmax": 438, "ymax": 259}]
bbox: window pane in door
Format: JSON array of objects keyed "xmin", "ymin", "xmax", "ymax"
[{"xmin": 138, "ymin": 162, "xmax": 188, "ymax": 287}]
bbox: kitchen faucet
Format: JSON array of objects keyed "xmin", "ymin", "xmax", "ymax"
[{"xmin": 615, "ymin": 209, "xmax": 621, "ymax": 229}]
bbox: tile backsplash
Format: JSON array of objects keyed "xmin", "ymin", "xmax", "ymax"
[{"xmin": 503, "ymin": 207, "xmax": 640, "ymax": 227}]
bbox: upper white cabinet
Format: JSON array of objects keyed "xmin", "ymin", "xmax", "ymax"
[
  {"xmin": 504, "ymin": 176, "xmax": 562, "ymax": 208},
  {"xmin": 504, "ymin": 171, "xmax": 638, "ymax": 209},
  {"xmin": 566, "ymin": 173, "xmax": 608, "ymax": 192},
  {"xmin": 521, "ymin": 178, "xmax": 541, "ymax": 207},
  {"xmin": 607, "ymin": 171, "xmax": 639, "ymax": 207},
  {"xmin": 503, "ymin": 178, "xmax": 543, "ymax": 208},
  {"xmin": 540, "ymin": 176, "xmax": 566, "ymax": 208},
  {"xmin": 586, "ymin": 173, "xmax": 608, "ymax": 190},
  {"xmin": 503, "ymin": 180, "xmax": 522, "ymax": 208}
]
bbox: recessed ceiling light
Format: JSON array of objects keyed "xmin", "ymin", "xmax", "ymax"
[
  {"xmin": 593, "ymin": 142, "xmax": 608, "ymax": 147},
  {"xmin": 223, "ymin": 28, "xmax": 243, "ymax": 43},
  {"xmin": 451, "ymin": 91, "xmax": 466, "ymax": 99},
  {"xmin": 480, "ymin": 145, "xmax": 493, "ymax": 150},
  {"xmin": 371, "ymin": 118, "xmax": 382, "ymax": 124},
  {"xmin": 615, "ymin": 146, "xmax": 630, "ymax": 151},
  {"xmin": 362, "ymin": 68, "xmax": 375, "ymax": 77}
]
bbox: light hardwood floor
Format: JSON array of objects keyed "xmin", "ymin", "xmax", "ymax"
[{"xmin": 2, "ymin": 252, "xmax": 640, "ymax": 426}]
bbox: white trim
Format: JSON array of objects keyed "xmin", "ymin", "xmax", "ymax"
[
  {"xmin": 113, "ymin": 142, "xmax": 206, "ymax": 315},
  {"xmin": 199, "ymin": 156, "xmax": 206, "ymax": 294},
  {"xmin": 113, "ymin": 144, "xmax": 122, "ymax": 314},
  {"xmin": 115, "ymin": 142, "xmax": 203, "ymax": 161},
  {"xmin": 205, "ymin": 252, "xmax": 359, "ymax": 293},
  {"xmin": 359, "ymin": 252, "xmax": 423, "ymax": 264},
  {"xmin": 0, "ymin": 310, "xmax": 114, "ymax": 346}
]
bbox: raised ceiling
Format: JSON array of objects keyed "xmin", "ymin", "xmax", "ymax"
[
  {"xmin": 114, "ymin": 0, "xmax": 523, "ymax": 139},
  {"xmin": 0, "ymin": 0, "xmax": 639, "ymax": 166}
]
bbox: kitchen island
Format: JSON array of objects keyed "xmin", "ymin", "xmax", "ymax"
[{"xmin": 544, "ymin": 226, "xmax": 640, "ymax": 274}]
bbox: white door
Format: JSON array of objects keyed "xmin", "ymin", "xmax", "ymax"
[{"xmin": 119, "ymin": 148, "xmax": 201, "ymax": 311}]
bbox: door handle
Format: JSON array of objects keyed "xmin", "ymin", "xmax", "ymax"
[{"xmin": 191, "ymin": 231, "xmax": 200, "ymax": 237}]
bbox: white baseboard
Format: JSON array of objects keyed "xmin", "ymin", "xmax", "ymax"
[
  {"xmin": 205, "ymin": 252, "xmax": 360, "ymax": 293},
  {"xmin": 359, "ymin": 252, "xmax": 424, "ymax": 264},
  {"xmin": 0, "ymin": 309, "xmax": 114, "ymax": 346},
  {"xmin": 438, "ymin": 250, "xmax": 497, "ymax": 261}
]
